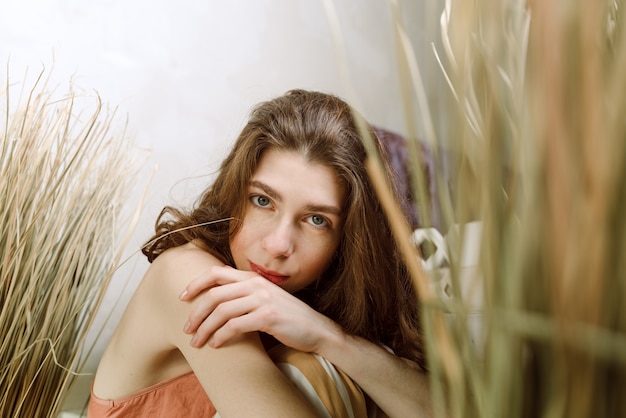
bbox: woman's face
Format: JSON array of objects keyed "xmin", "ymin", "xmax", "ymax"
[{"xmin": 229, "ymin": 148, "xmax": 346, "ymax": 293}]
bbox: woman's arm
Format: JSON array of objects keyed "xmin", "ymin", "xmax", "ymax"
[
  {"xmin": 180, "ymin": 266, "xmax": 434, "ymax": 418},
  {"xmin": 146, "ymin": 244, "xmax": 319, "ymax": 418},
  {"xmin": 314, "ymin": 324, "xmax": 433, "ymax": 418}
]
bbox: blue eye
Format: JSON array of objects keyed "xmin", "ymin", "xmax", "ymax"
[
  {"xmin": 307, "ymin": 215, "xmax": 328, "ymax": 228},
  {"xmin": 251, "ymin": 195, "xmax": 271, "ymax": 207}
]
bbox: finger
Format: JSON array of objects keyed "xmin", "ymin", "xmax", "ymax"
[
  {"xmin": 179, "ymin": 266, "xmax": 222, "ymax": 300},
  {"xmin": 180, "ymin": 266, "xmax": 257, "ymax": 300},
  {"xmin": 185, "ymin": 279, "xmax": 260, "ymax": 333},
  {"xmin": 190, "ymin": 295, "xmax": 261, "ymax": 347},
  {"xmin": 206, "ymin": 306, "xmax": 275, "ymax": 348}
]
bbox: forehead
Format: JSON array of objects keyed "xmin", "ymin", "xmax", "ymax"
[{"xmin": 252, "ymin": 149, "xmax": 346, "ymax": 209}]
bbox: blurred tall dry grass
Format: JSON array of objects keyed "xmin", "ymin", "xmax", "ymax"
[
  {"xmin": 0, "ymin": 71, "xmax": 138, "ymax": 417},
  {"xmin": 382, "ymin": 0, "xmax": 626, "ymax": 417}
]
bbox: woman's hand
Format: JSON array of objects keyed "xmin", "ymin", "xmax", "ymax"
[
  {"xmin": 180, "ymin": 266, "xmax": 341, "ymax": 351},
  {"xmin": 181, "ymin": 266, "xmax": 435, "ymax": 418}
]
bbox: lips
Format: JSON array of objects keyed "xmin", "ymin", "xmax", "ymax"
[{"xmin": 249, "ymin": 261, "xmax": 290, "ymax": 285}]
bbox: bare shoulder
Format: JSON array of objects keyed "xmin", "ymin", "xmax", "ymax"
[
  {"xmin": 126, "ymin": 241, "xmax": 225, "ymax": 339},
  {"xmin": 151, "ymin": 241, "xmax": 224, "ymax": 271},
  {"xmin": 146, "ymin": 241, "xmax": 224, "ymax": 292},
  {"xmin": 93, "ymin": 242, "xmax": 223, "ymax": 397},
  {"xmin": 134, "ymin": 242, "xmax": 225, "ymax": 334}
]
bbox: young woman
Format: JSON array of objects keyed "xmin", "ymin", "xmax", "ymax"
[{"xmin": 89, "ymin": 90, "xmax": 432, "ymax": 417}]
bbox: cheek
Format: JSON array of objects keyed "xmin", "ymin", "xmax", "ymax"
[
  {"xmin": 302, "ymin": 238, "xmax": 341, "ymax": 278},
  {"xmin": 229, "ymin": 223, "xmax": 254, "ymax": 268}
]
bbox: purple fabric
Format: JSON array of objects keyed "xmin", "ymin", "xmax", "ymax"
[{"xmin": 374, "ymin": 127, "xmax": 442, "ymax": 230}]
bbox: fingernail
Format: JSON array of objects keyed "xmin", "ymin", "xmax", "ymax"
[
  {"xmin": 190, "ymin": 334, "xmax": 199, "ymax": 347},
  {"xmin": 183, "ymin": 321, "xmax": 191, "ymax": 333},
  {"xmin": 179, "ymin": 290, "xmax": 188, "ymax": 300},
  {"xmin": 208, "ymin": 336, "xmax": 216, "ymax": 347}
]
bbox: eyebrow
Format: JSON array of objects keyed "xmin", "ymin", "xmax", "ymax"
[{"xmin": 249, "ymin": 180, "xmax": 343, "ymax": 216}]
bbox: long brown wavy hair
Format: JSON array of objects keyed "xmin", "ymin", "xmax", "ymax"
[{"xmin": 142, "ymin": 89, "xmax": 426, "ymax": 369}]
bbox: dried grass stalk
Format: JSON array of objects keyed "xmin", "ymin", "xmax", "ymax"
[
  {"xmin": 0, "ymin": 70, "xmax": 138, "ymax": 417},
  {"xmin": 409, "ymin": 0, "xmax": 626, "ymax": 417}
]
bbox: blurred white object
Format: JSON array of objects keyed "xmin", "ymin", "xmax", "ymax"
[
  {"xmin": 414, "ymin": 222, "xmax": 485, "ymax": 357},
  {"xmin": 445, "ymin": 221, "xmax": 482, "ymax": 267},
  {"xmin": 411, "ymin": 227, "xmax": 449, "ymax": 270}
]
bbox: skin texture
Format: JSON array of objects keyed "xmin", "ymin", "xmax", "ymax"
[
  {"xmin": 230, "ymin": 148, "xmax": 346, "ymax": 294},
  {"xmin": 91, "ymin": 149, "xmax": 350, "ymax": 417},
  {"xmin": 180, "ymin": 152, "xmax": 435, "ymax": 418},
  {"xmin": 93, "ymin": 244, "xmax": 319, "ymax": 417},
  {"xmin": 121, "ymin": 90, "xmax": 433, "ymax": 417},
  {"xmin": 180, "ymin": 257, "xmax": 435, "ymax": 418},
  {"xmin": 142, "ymin": 90, "xmax": 426, "ymax": 371},
  {"xmin": 185, "ymin": 149, "xmax": 349, "ymax": 353}
]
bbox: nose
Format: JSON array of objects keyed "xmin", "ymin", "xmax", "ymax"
[{"xmin": 261, "ymin": 219, "xmax": 295, "ymax": 258}]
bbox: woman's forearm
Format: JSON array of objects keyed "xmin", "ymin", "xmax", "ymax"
[{"xmin": 316, "ymin": 327, "xmax": 434, "ymax": 418}]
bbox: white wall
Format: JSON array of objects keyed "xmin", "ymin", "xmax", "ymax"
[{"xmin": 1, "ymin": 0, "xmax": 440, "ymax": 413}]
